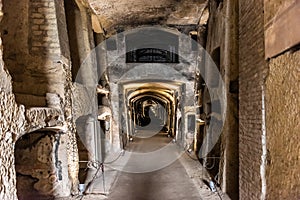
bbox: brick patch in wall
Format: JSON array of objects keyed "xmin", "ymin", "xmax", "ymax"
[
  {"xmin": 29, "ymin": 0, "xmax": 61, "ymax": 56},
  {"xmin": 239, "ymin": 0, "xmax": 268, "ymax": 199}
]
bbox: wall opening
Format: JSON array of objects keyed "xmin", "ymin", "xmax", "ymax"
[
  {"xmin": 121, "ymin": 90, "xmax": 177, "ymax": 154},
  {"xmin": 64, "ymin": 0, "xmax": 84, "ymax": 82},
  {"xmin": 207, "ymin": 47, "xmax": 221, "ymax": 87},
  {"xmin": 126, "ymin": 48, "xmax": 179, "ymax": 63},
  {"xmin": 187, "ymin": 114, "xmax": 196, "ymax": 133},
  {"xmin": 125, "ymin": 29, "xmax": 179, "ymax": 63},
  {"xmin": 215, "ymin": 0, "xmax": 224, "ymax": 9}
]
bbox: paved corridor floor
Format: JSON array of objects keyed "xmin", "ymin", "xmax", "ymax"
[
  {"xmin": 107, "ymin": 125, "xmax": 206, "ymax": 200},
  {"xmin": 61, "ymin": 123, "xmax": 228, "ymax": 200},
  {"xmin": 108, "ymin": 158, "xmax": 204, "ymax": 200}
]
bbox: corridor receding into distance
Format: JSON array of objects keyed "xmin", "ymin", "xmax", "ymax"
[{"xmin": 0, "ymin": 0, "xmax": 299, "ymax": 200}]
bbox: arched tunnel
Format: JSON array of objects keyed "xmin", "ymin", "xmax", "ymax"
[
  {"xmin": 73, "ymin": 26, "xmax": 216, "ymax": 199},
  {"xmin": 131, "ymin": 96, "xmax": 167, "ymax": 129},
  {"xmin": 120, "ymin": 80, "xmax": 185, "ymax": 148}
]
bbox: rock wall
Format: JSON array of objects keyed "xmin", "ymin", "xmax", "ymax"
[
  {"xmin": 1, "ymin": 0, "xmax": 66, "ymax": 107},
  {"xmin": 0, "ymin": 0, "xmax": 80, "ymax": 198},
  {"xmin": 15, "ymin": 132, "xmax": 71, "ymax": 199},
  {"xmin": 90, "ymin": 0, "xmax": 206, "ymax": 34},
  {"xmin": 201, "ymin": 0, "xmax": 239, "ymax": 199},
  {"xmin": 0, "ymin": 50, "xmax": 76, "ymax": 199},
  {"xmin": 239, "ymin": 0, "xmax": 300, "ymax": 199},
  {"xmin": 0, "ymin": 55, "xmax": 22, "ymax": 200},
  {"xmin": 265, "ymin": 51, "xmax": 300, "ymax": 200},
  {"xmin": 264, "ymin": 1, "xmax": 300, "ymax": 199},
  {"xmin": 0, "ymin": 1, "xmax": 25, "ymax": 198}
]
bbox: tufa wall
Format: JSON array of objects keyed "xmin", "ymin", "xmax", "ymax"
[
  {"xmin": 1, "ymin": 0, "xmax": 66, "ymax": 107},
  {"xmin": 0, "ymin": 0, "xmax": 81, "ymax": 198},
  {"xmin": 265, "ymin": 51, "xmax": 300, "ymax": 200},
  {"xmin": 264, "ymin": 0, "xmax": 300, "ymax": 199},
  {"xmin": 0, "ymin": 37, "xmax": 23, "ymax": 200},
  {"xmin": 239, "ymin": 0, "xmax": 300, "ymax": 199}
]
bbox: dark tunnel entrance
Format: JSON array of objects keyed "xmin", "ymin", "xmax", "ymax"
[
  {"xmin": 118, "ymin": 80, "xmax": 185, "ymax": 149},
  {"xmin": 134, "ymin": 98, "xmax": 165, "ymax": 128}
]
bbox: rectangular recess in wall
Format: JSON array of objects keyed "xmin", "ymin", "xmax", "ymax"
[
  {"xmin": 106, "ymin": 38, "xmax": 117, "ymax": 51},
  {"xmin": 126, "ymin": 48, "xmax": 179, "ymax": 63},
  {"xmin": 187, "ymin": 114, "xmax": 196, "ymax": 133},
  {"xmin": 191, "ymin": 34, "xmax": 198, "ymax": 51}
]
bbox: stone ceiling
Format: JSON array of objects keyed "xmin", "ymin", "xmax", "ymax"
[{"xmin": 87, "ymin": 0, "xmax": 207, "ymax": 33}]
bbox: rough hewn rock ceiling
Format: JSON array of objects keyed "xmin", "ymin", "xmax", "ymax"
[{"xmin": 87, "ymin": 0, "xmax": 207, "ymax": 33}]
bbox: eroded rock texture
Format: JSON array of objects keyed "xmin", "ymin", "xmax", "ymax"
[
  {"xmin": 15, "ymin": 132, "xmax": 71, "ymax": 199},
  {"xmin": 0, "ymin": 90, "xmax": 19, "ymax": 200},
  {"xmin": 0, "ymin": 0, "xmax": 79, "ymax": 197},
  {"xmin": 0, "ymin": 41, "xmax": 23, "ymax": 199},
  {"xmin": 90, "ymin": 0, "xmax": 207, "ymax": 34},
  {"xmin": 0, "ymin": 48, "xmax": 74, "ymax": 200},
  {"xmin": 266, "ymin": 51, "xmax": 300, "ymax": 199}
]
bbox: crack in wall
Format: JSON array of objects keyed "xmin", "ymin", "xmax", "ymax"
[{"xmin": 260, "ymin": 85, "xmax": 267, "ymax": 200}]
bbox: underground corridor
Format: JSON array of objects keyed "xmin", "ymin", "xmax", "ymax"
[
  {"xmin": 61, "ymin": 26, "xmax": 229, "ymax": 200},
  {"xmin": 104, "ymin": 83, "xmax": 224, "ymax": 200},
  {"xmin": 0, "ymin": 0, "xmax": 299, "ymax": 200},
  {"xmin": 81, "ymin": 78, "xmax": 227, "ymax": 200}
]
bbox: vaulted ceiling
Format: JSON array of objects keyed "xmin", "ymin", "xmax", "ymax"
[{"xmin": 86, "ymin": 0, "xmax": 208, "ymax": 33}]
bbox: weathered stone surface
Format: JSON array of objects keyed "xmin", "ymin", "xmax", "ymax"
[
  {"xmin": 89, "ymin": 0, "xmax": 207, "ymax": 34},
  {"xmin": 0, "ymin": 68, "xmax": 71, "ymax": 199},
  {"xmin": 264, "ymin": 0, "xmax": 296, "ymax": 24},
  {"xmin": 0, "ymin": 76, "xmax": 20, "ymax": 200},
  {"xmin": 0, "ymin": 29, "xmax": 24, "ymax": 199},
  {"xmin": 198, "ymin": 1, "xmax": 239, "ymax": 199},
  {"xmin": 0, "ymin": 0, "xmax": 299, "ymax": 199},
  {"xmin": 15, "ymin": 94, "xmax": 47, "ymax": 107},
  {"xmin": 0, "ymin": 0, "xmax": 79, "ymax": 198},
  {"xmin": 166, "ymin": 0, "xmax": 207, "ymax": 25},
  {"xmin": 1, "ymin": 0, "xmax": 65, "ymax": 107},
  {"xmin": 264, "ymin": 1, "xmax": 300, "ymax": 59},
  {"xmin": 62, "ymin": 61, "xmax": 80, "ymax": 195},
  {"xmin": 72, "ymin": 83, "xmax": 94, "ymax": 121},
  {"xmin": 46, "ymin": 92, "xmax": 62, "ymax": 109},
  {"xmin": 15, "ymin": 132, "xmax": 71, "ymax": 198},
  {"xmin": 265, "ymin": 51, "xmax": 300, "ymax": 199},
  {"xmin": 25, "ymin": 107, "xmax": 64, "ymax": 135}
]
